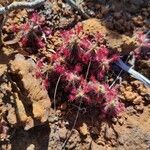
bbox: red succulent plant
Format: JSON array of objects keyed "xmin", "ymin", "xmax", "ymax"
[{"xmin": 34, "ymin": 22, "xmax": 124, "ymax": 117}]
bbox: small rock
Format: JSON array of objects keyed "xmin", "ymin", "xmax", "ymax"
[
  {"xmin": 26, "ymin": 144, "xmax": 35, "ymax": 150},
  {"xmin": 105, "ymin": 127, "xmax": 116, "ymax": 140},
  {"xmin": 58, "ymin": 127, "xmax": 68, "ymax": 140},
  {"xmin": 118, "ymin": 118, "xmax": 124, "ymax": 126},
  {"xmin": 96, "ymin": 139, "xmax": 105, "ymax": 146},
  {"xmin": 134, "ymin": 104, "xmax": 144, "ymax": 112},
  {"xmin": 122, "ymin": 81, "xmax": 128, "ymax": 86},
  {"xmin": 133, "ymin": 96, "xmax": 143, "ymax": 105},
  {"xmin": 67, "ymin": 142, "xmax": 76, "ymax": 149},
  {"xmin": 60, "ymin": 102, "xmax": 67, "ymax": 110},
  {"xmin": 84, "ymin": 135, "xmax": 92, "ymax": 143},
  {"xmin": 112, "ymin": 117, "xmax": 117, "ymax": 124},
  {"xmin": 126, "ymin": 86, "xmax": 133, "ymax": 92},
  {"xmin": 48, "ymin": 115, "xmax": 59, "ymax": 123},
  {"xmin": 126, "ymin": 106, "xmax": 137, "ymax": 115},
  {"xmin": 67, "ymin": 129, "xmax": 80, "ymax": 149},
  {"xmin": 6, "ymin": 107, "xmax": 17, "ymax": 125},
  {"xmin": 126, "ymin": 121, "xmax": 134, "ymax": 128},
  {"xmin": 132, "ymin": 16, "xmax": 143, "ymax": 26},
  {"xmin": 118, "ymin": 137, "xmax": 124, "ymax": 145},
  {"xmin": 111, "ymin": 139, "xmax": 117, "ymax": 146},
  {"xmin": 90, "ymin": 127, "xmax": 99, "ymax": 135},
  {"xmin": 79, "ymin": 123, "xmax": 89, "ymax": 136},
  {"xmin": 91, "ymin": 141, "xmax": 104, "ymax": 150},
  {"xmin": 124, "ymin": 91, "xmax": 137, "ymax": 102}
]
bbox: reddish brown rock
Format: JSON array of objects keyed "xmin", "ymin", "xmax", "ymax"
[{"xmin": 9, "ymin": 54, "xmax": 51, "ymax": 130}]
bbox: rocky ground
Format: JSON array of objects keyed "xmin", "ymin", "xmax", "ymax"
[{"xmin": 0, "ymin": 0, "xmax": 150, "ymax": 150}]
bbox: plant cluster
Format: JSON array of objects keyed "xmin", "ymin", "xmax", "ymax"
[
  {"xmin": 134, "ymin": 31, "xmax": 150, "ymax": 59},
  {"xmin": 12, "ymin": 12, "xmax": 52, "ymax": 52},
  {"xmin": 34, "ymin": 22, "xmax": 124, "ymax": 117},
  {"xmin": 11, "ymin": 11, "xmax": 124, "ymax": 117}
]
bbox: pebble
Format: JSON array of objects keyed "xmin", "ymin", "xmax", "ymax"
[
  {"xmin": 134, "ymin": 104, "xmax": 144, "ymax": 112},
  {"xmin": 79, "ymin": 123, "xmax": 89, "ymax": 136},
  {"xmin": 105, "ymin": 127, "xmax": 116, "ymax": 140},
  {"xmin": 133, "ymin": 96, "xmax": 143, "ymax": 105},
  {"xmin": 58, "ymin": 127, "xmax": 68, "ymax": 140},
  {"xmin": 60, "ymin": 102, "xmax": 67, "ymax": 110},
  {"xmin": 26, "ymin": 144, "xmax": 35, "ymax": 150},
  {"xmin": 91, "ymin": 141, "xmax": 104, "ymax": 150},
  {"xmin": 126, "ymin": 106, "xmax": 137, "ymax": 115},
  {"xmin": 90, "ymin": 127, "xmax": 99, "ymax": 135},
  {"xmin": 84, "ymin": 135, "xmax": 92, "ymax": 143},
  {"xmin": 96, "ymin": 139, "xmax": 105, "ymax": 146},
  {"xmin": 132, "ymin": 16, "xmax": 143, "ymax": 26},
  {"xmin": 126, "ymin": 123, "xmax": 134, "ymax": 128},
  {"xmin": 118, "ymin": 118, "xmax": 124, "ymax": 126},
  {"xmin": 112, "ymin": 117, "xmax": 117, "ymax": 124},
  {"xmin": 118, "ymin": 137, "xmax": 124, "ymax": 145},
  {"xmin": 48, "ymin": 115, "xmax": 59, "ymax": 123},
  {"xmin": 124, "ymin": 91, "xmax": 137, "ymax": 102},
  {"xmin": 126, "ymin": 86, "xmax": 132, "ymax": 92}
]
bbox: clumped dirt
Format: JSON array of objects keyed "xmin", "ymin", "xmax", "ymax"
[
  {"xmin": 82, "ymin": 18, "xmax": 137, "ymax": 53},
  {"xmin": 83, "ymin": 0, "xmax": 150, "ymax": 35},
  {"xmin": 9, "ymin": 54, "xmax": 51, "ymax": 128},
  {"xmin": 0, "ymin": 51, "xmax": 51, "ymax": 132},
  {"xmin": 0, "ymin": 0, "xmax": 150, "ymax": 150}
]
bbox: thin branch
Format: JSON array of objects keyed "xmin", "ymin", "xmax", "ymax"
[
  {"xmin": 0, "ymin": 0, "xmax": 45, "ymax": 14},
  {"xmin": 109, "ymin": 54, "xmax": 131, "ymax": 89},
  {"xmin": 61, "ymin": 60, "xmax": 92, "ymax": 150},
  {"xmin": 61, "ymin": 100, "xmax": 81, "ymax": 150},
  {"xmin": 0, "ymin": 5, "xmax": 9, "ymax": 46},
  {"xmin": 109, "ymin": 69, "xmax": 123, "ymax": 89},
  {"xmin": 53, "ymin": 75, "xmax": 61, "ymax": 112},
  {"xmin": 85, "ymin": 59, "xmax": 91, "ymax": 79},
  {"xmin": 0, "ymin": 16, "xmax": 5, "ymax": 45},
  {"xmin": 65, "ymin": 0, "xmax": 89, "ymax": 19}
]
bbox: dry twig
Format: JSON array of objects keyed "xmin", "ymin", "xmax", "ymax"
[
  {"xmin": 61, "ymin": 60, "xmax": 92, "ymax": 150},
  {"xmin": 65, "ymin": 0, "xmax": 89, "ymax": 19},
  {"xmin": 0, "ymin": 0, "xmax": 45, "ymax": 14}
]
